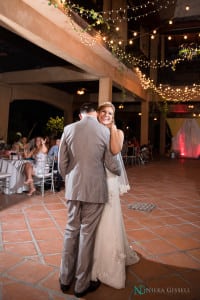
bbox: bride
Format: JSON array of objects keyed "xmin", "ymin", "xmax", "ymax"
[{"xmin": 92, "ymin": 102, "xmax": 140, "ymax": 289}]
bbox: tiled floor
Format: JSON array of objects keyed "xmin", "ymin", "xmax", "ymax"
[{"xmin": 0, "ymin": 157, "xmax": 200, "ymax": 300}]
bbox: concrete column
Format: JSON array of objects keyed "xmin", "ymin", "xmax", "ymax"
[
  {"xmin": 103, "ymin": 0, "xmax": 112, "ymax": 11},
  {"xmin": 140, "ymin": 100, "xmax": 149, "ymax": 145},
  {"xmin": 161, "ymin": 35, "xmax": 165, "ymax": 61},
  {"xmin": 63, "ymin": 97, "xmax": 73, "ymax": 125},
  {"xmin": 160, "ymin": 112, "xmax": 166, "ymax": 156},
  {"xmin": 98, "ymin": 77, "xmax": 112, "ymax": 105},
  {"xmin": 0, "ymin": 84, "xmax": 12, "ymax": 142}
]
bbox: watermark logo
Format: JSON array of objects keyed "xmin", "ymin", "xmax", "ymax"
[{"xmin": 129, "ymin": 285, "xmax": 191, "ymax": 299}]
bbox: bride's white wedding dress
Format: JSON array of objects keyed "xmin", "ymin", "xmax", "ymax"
[{"xmin": 91, "ymin": 155, "xmax": 140, "ymax": 289}]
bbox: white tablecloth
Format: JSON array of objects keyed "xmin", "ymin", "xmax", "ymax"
[{"xmin": 0, "ymin": 159, "xmax": 27, "ymax": 194}]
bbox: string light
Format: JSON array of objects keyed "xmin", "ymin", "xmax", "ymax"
[
  {"xmin": 51, "ymin": 0, "xmax": 176, "ymax": 25},
  {"xmin": 135, "ymin": 68, "xmax": 200, "ymax": 102},
  {"xmin": 48, "ymin": 0, "xmax": 199, "ymax": 103}
]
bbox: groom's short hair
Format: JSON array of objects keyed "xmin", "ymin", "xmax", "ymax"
[{"xmin": 80, "ymin": 103, "xmax": 97, "ymax": 114}]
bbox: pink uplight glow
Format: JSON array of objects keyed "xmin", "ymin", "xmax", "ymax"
[{"xmin": 172, "ymin": 119, "xmax": 200, "ymax": 158}]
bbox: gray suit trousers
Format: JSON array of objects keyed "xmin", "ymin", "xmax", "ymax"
[{"xmin": 60, "ymin": 200, "xmax": 104, "ymax": 293}]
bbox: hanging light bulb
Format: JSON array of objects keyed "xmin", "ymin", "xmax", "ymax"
[
  {"xmin": 185, "ymin": 5, "xmax": 190, "ymax": 11},
  {"xmin": 168, "ymin": 36, "xmax": 172, "ymax": 40},
  {"xmin": 184, "ymin": 35, "xmax": 188, "ymax": 40},
  {"xmin": 169, "ymin": 20, "xmax": 173, "ymax": 25}
]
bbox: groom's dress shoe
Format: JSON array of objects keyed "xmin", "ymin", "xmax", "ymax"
[
  {"xmin": 74, "ymin": 280, "xmax": 101, "ymax": 298},
  {"xmin": 59, "ymin": 279, "xmax": 70, "ymax": 293}
]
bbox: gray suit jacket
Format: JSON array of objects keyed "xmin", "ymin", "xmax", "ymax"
[{"xmin": 58, "ymin": 115, "xmax": 121, "ymax": 203}]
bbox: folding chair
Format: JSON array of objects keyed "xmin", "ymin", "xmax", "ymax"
[
  {"xmin": 0, "ymin": 172, "xmax": 11, "ymax": 194},
  {"xmin": 33, "ymin": 157, "xmax": 55, "ymax": 197}
]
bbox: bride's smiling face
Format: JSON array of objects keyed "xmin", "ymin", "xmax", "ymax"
[{"xmin": 98, "ymin": 106, "xmax": 114, "ymax": 126}]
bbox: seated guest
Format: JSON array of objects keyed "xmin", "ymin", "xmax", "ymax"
[
  {"xmin": 12, "ymin": 134, "xmax": 29, "ymax": 156},
  {"xmin": 23, "ymin": 136, "xmax": 48, "ymax": 196},
  {"xmin": 48, "ymin": 138, "xmax": 60, "ymax": 160}
]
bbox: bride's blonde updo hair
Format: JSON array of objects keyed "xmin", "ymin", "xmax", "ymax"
[{"xmin": 97, "ymin": 102, "xmax": 115, "ymax": 113}]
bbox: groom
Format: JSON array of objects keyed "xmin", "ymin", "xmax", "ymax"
[{"xmin": 58, "ymin": 102, "xmax": 121, "ymax": 298}]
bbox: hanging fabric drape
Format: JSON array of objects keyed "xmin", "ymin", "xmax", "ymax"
[{"xmin": 171, "ymin": 119, "xmax": 200, "ymax": 158}]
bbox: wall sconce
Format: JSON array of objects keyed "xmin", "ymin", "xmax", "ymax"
[
  {"xmin": 77, "ymin": 88, "xmax": 86, "ymax": 95},
  {"xmin": 118, "ymin": 103, "xmax": 124, "ymax": 109}
]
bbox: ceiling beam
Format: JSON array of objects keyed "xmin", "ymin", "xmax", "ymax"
[
  {"xmin": 0, "ymin": 67, "xmax": 98, "ymax": 84},
  {"xmin": 0, "ymin": 0, "xmax": 147, "ymax": 100}
]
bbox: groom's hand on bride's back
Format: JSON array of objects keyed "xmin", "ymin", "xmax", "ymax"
[{"xmin": 104, "ymin": 151, "xmax": 121, "ymax": 176}]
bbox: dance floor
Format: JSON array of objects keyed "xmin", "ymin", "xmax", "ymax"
[{"xmin": 0, "ymin": 157, "xmax": 200, "ymax": 300}]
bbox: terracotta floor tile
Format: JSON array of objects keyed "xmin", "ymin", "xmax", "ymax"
[
  {"xmin": 138, "ymin": 239, "xmax": 178, "ymax": 255},
  {"xmin": 43, "ymin": 254, "xmax": 61, "ymax": 267},
  {"xmin": 128, "ymin": 258, "xmax": 173, "ymax": 281},
  {"xmin": 156, "ymin": 216, "xmax": 187, "ymax": 225},
  {"xmin": 180, "ymin": 270, "xmax": 200, "ymax": 289},
  {"xmin": 1, "ymin": 213, "xmax": 26, "ymax": 222},
  {"xmin": 174, "ymin": 223, "xmax": 200, "ymax": 235},
  {"xmin": 158, "ymin": 252, "xmax": 200, "ymax": 270},
  {"xmin": 4, "ymin": 242, "xmax": 38, "ymax": 257},
  {"xmin": 178, "ymin": 214, "xmax": 200, "ymax": 223},
  {"xmin": 3, "ymin": 230, "xmax": 32, "ymax": 243},
  {"xmin": 24, "ymin": 210, "xmax": 50, "ymax": 219},
  {"xmin": 27, "ymin": 218, "xmax": 57, "ymax": 229},
  {"xmin": 136, "ymin": 218, "xmax": 165, "ymax": 228},
  {"xmin": 1, "ymin": 220, "xmax": 28, "ymax": 231},
  {"xmin": 41, "ymin": 270, "xmax": 61, "ymax": 292},
  {"xmin": 37, "ymin": 239, "xmax": 63, "ymax": 255},
  {"xmin": 44, "ymin": 203, "xmax": 66, "ymax": 210},
  {"xmin": 124, "ymin": 219, "xmax": 144, "ymax": 231},
  {"xmin": 150, "ymin": 226, "xmax": 182, "ymax": 239},
  {"xmin": 0, "ymin": 252, "xmax": 22, "ymax": 273},
  {"xmin": 2, "ymin": 282, "xmax": 49, "ymax": 300},
  {"xmin": 187, "ymin": 248, "xmax": 200, "ymax": 262},
  {"xmin": 6, "ymin": 260, "xmax": 54, "ymax": 284},
  {"xmin": 32, "ymin": 228, "xmax": 63, "ymax": 240},
  {"xmin": 127, "ymin": 229, "xmax": 159, "ymax": 241},
  {"xmin": 166, "ymin": 236, "xmax": 200, "ymax": 251}
]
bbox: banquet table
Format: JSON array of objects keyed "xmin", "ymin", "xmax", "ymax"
[{"xmin": 0, "ymin": 158, "xmax": 27, "ymax": 194}]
